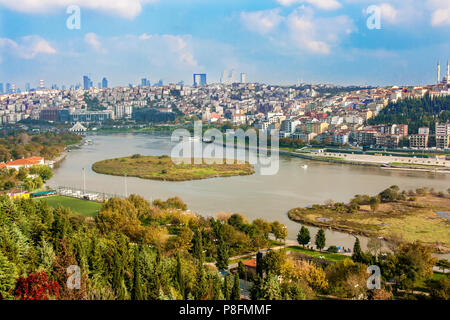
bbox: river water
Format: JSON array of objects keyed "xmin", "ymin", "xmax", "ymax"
[{"xmin": 48, "ymin": 133, "xmax": 450, "ymax": 258}]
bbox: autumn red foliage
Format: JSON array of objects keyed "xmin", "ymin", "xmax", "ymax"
[{"xmin": 14, "ymin": 271, "xmax": 60, "ymax": 300}]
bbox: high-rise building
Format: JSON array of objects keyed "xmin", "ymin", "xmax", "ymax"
[
  {"xmin": 83, "ymin": 76, "xmax": 90, "ymax": 90},
  {"xmin": 436, "ymin": 122, "xmax": 450, "ymax": 149},
  {"xmin": 230, "ymin": 70, "xmax": 236, "ymax": 84},
  {"xmin": 6, "ymin": 83, "xmax": 11, "ymax": 94},
  {"xmin": 240, "ymin": 73, "xmax": 247, "ymax": 84},
  {"xmin": 25, "ymin": 83, "xmax": 30, "ymax": 92},
  {"xmin": 102, "ymin": 77, "xmax": 108, "ymax": 89},
  {"xmin": 220, "ymin": 69, "xmax": 227, "ymax": 84},
  {"xmin": 141, "ymin": 78, "xmax": 148, "ymax": 87},
  {"xmin": 446, "ymin": 61, "xmax": 450, "ymax": 84},
  {"xmin": 0, "ymin": 83, "xmax": 3, "ymax": 94},
  {"xmin": 39, "ymin": 79, "xmax": 44, "ymax": 89},
  {"xmin": 437, "ymin": 60, "xmax": 441, "ymax": 84},
  {"xmin": 98, "ymin": 82, "xmax": 101, "ymax": 89},
  {"xmin": 193, "ymin": 73, "xmax": 207, "ymax": 86}
]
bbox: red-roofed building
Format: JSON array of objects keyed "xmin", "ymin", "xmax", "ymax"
[
  {"xmin": 0, "ymin": 162, "xmax": 6, "ymax": 170},
  {"xmin": 6, "ymin": 157, "xmax": 45, "ymax": 170},
  {"xmin": 242, "ymin": 258, "xmax": 257, "ymax": 276}
]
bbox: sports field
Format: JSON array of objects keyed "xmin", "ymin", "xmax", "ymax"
[{"xmin": 44, "ymin": 196, "xmax": 102, "ymax": 217}]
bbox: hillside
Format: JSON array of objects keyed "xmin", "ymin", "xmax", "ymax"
[{"xmin": 368, "ymin": 94, "xmax": 450, "ymax": 134}]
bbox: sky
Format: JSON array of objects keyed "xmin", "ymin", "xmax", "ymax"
[{"xmin": 0, "ymin": 0, "xmax": 450, "ymax": 89}]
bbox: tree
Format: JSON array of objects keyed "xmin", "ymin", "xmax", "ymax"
[
  {"xmin": 231, "ymin": 274, "xmax": 241, "ymax": 300},
  {"xmin": 315, "ymin": 229, "xmax": 326, "ymax": 251},
  {"xmin": 271, "ymin": 221, "xmax": 288, "ymax": 243},
  {"xmin": 216, "ymin": 239, "xmax": 229, "ymax": 271},
  {"xmin": 252, "ymin": 219, "xmax": 272, "ymax": 239},
  {"xmin": 427, "ymin": 276, "xmax": 450, "ymax": 300},
  {"xmin": 0, "ymin": 251, "xmax": 17, "ymax": 299},
  {"xmin": 250, "ymin": 274, "xmax": 282, "ymax": 300},
  {"xmin": 369, "ymin": 196, "xmax": 380, "ymax": 213},
  {"xmin": 297, "ymin": 226, "xmax": 311, "ymax": 248},
  {"xmin": 352, "ymin": 238, "xmax": 364, "ymax": 262},
  {"xmin": 192, "ymin": 229, "xmax": 204, "ymax": 262},
  {"xmin": 193, "ymin": 262, "xmax": 208, "ymax": 300},
  {"xmin": 132, "ymin": 246, "xmax": 145, "ymax": 300},
  {"xmin": 175, "ymin": 253, "xmax": 185, "ymax": 299},
  {"xmin": 14, "ymin": 271, "xmax": 60, "ymax": 300},
  {"xmin": 237, "ymin": 261, "xmax": 246, "ymax": 279},
  {"xmin": 263, "ymin": 250, "xmax": 287, "ymax": 276},
  {"xmin": 395, "ymin": 242, "xmax": 436, "ymax": 291},
  {"xmin": 29, "ymin": 165, "xmax": 53, "ymax": 182},
  {"xmin": 223, "ymin": 275, "xmax": 231, "ymax": 300}
]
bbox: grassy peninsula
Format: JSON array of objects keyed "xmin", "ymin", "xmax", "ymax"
[
  {"xmin": 92, "ymin": 154, "xmax": 254, "ymax": 181},
  {"xmin": 288, "ymin": 186, "xmax": 450, "ymax": 253}
]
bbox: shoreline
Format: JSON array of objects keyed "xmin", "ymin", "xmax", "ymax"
[
  {"xmin": 288, "ymin": 213, "xmax": 450, "ymax": 254},
  {"xmin": 221, "ymin": 142, "xmax": 450, "ymax": 174}
]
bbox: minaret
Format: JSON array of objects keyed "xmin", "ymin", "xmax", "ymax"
[
  {"xmin": 437, "ymin": 60, "xmax": 441, "ymax": 84},
  {"xmin": 447, "ymin": 60, "xmax": 450, "ymax": 84}
]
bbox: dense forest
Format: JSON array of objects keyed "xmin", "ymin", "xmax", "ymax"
[
  {"xmin": 0, "ymin": 132, "xmax": 82, "ymax": 162},
  {"xmin": 368, "ymin": 94, "xmax": 450, "ymax": 134},
  {"xmin": 132, "ymin": 108, "xmax": 177, "ymax": 123},
  {"xmin": 0, "ymin": 193, "xmax": 448, "ymax": 300}
]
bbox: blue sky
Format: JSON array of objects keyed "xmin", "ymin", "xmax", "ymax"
[{"xmin": 1, "ymin": 0, "xmax": 450, "ymax": 88}]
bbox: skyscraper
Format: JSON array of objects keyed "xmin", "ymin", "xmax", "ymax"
[
  {"xmin": 25, "ymin": 83, "xmax": 30, "ymax": 92},
  {"xmin": 39, "ymin": 79, "xmax": 44, "ymax": 89},
  {"xmin": 221, "ymin": 69, "xmax": 227, "ymax": 84},
  {"xmin": 83, "ymin": 76, "xmax": 90, "ymax": 90},
  {"xmin": 6, "ymin": 83, "xmax": 11, "ymax": 94},
  {"xmin": 240, "ymin": 73, "xmax": 247, "ymax": 84},
  {"xmin": 141, "ymin": 78, "xmax": 148, "ymax": 87},
  {"xmin": 437, "ymin": 60, "xmax": 441, "ymax": 84},
  {"xmin": 102, "ymin": 77, "xmax": 108, "ymax": 88},
  {"xmin": 230, "ymin": 70, "xmax": 236, "ymax": 84},
  {"xmin": 0, "ymin": 83, "xmax": 3, "ymax": 94},
  {"xmin": 193, "ymin": 73, "xmax": 207, "ymax": 86},
  {"xmin": 447, "ymin": 60, "xmax": 450, "ymax": 84}
]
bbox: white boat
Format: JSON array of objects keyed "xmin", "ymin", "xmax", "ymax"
[{"xmin": 302, "ymin": 165, "xmax": 308, "ymax": 169}]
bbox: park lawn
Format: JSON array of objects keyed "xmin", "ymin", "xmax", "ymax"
[
  {"xmin": 288, "ymin": 194, "xmax": 450, "ymax": 252},
  {"xmin": 286, "ymin": 246, "xmax": 349, "ymax": 262},
  {"xmin": 92, "ymin": 155, "xmax": 254, "ymax": 182},
  {"xmin": 44, "ymin": 196, "xmax": 102, "ymax": 217}
]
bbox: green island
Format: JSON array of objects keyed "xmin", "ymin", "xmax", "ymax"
[
  {"xmin": 92, "ymin": 154, "xmax": 255, "ymax": 181},
  {"xmin": 288, "ymin": 186, "xmax": 450, "ymax": 253}
]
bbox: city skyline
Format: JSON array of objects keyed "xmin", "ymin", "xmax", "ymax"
[{"xmin": 1, "ymin": 1, "xmax": 450, "ymax": 88}]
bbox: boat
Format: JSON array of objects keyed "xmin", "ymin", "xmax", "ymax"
[
  {"xmin": 302, "ymin": 165, "xmax": 308, "ymax": 169},
  {"xmin": 202, "ymin": 137, "xmax": 215, "ymax": 144}
]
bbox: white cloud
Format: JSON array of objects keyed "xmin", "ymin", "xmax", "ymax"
[
  {"xmin": 240, "ymin": 9, "xmax": 284, "ymax": 34},
  {"xmin": 110, "ymin": 33, "xmax": 198, "ymax": 68},
  {"xmin": 379, "ymin": 3, "xmax": 398, "ymax": 23},
  {"xmin": 0, "ymin": 0, "xmax": 157, "ymax": 19},
  {"xmin": 0, "ymin": 35, "xmax": 56, "ymax": 59},
  {"xmin": 428, "ymin": 0, "xmax": 450, "ymax": 26},
  {"xmin": 277, "ymin": 0, "xmax": 341, "ymax": 10},
  {"xmin": 161, "ymin": 35, "xmax": 198, "ymax": 67},
  {"xmin": 241, "ymin": 6, "xmax": 354, "ymax": 55},
  {"xmin": 84, "ymin": 33, "xmax": 107, "ymax": 53},
  {"xmin": 287, "ymin": 8, "xmax": 355, "ymax": 54}
]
